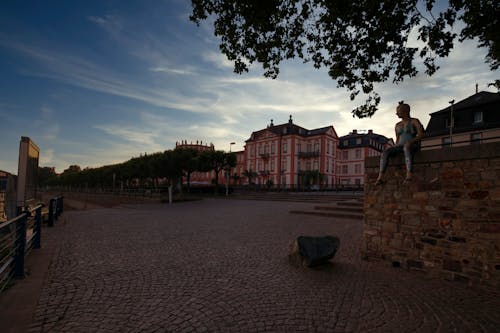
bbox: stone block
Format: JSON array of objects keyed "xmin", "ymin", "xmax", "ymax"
[
  {"xmin": 402, "ymin": 214, "xmax": 422, "ymax": 226},
  {"xmin": 407, "ymin": 259, "xmax": 424, "ymax": 269},
  {"xmin": 365, "ymin": 195, "xmax": 378, "ymax": 205},
  {"xmin": 440, "ymin": 168, "xmax": 463, "ymax": 181},
  {"xmin": 443, "ymin": 259, "xmax": 462, "ymax": 272},
  {"xmin": 479, "ymin": 223, "xmax": 500, "ymax": 233},
  {"xmin": 445, "ymin": 190, "xmax": 464, "ymax": 198},
  {"xmin": 382, "ymin": 222, "xmax": 399, "ymax": 233},
  {"xmin": 481, "ymin": 170, "xmax": 497, "ymax": 181},
  {"xmin": 468, "ymin": 190, "xmax": 489, "ymax": 200},
  {"xmin": 412, "ymin": 192, "xmax": 429, "ymax": 201}
]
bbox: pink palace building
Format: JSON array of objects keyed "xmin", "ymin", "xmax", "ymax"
[{"xmin": 242, "ymin": 116, "xmax": 339, "ymax": 188}]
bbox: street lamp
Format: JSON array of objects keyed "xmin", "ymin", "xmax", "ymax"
[
  {"xmin": 226, "ymin": 142, "xmax": 236, "ymax": 196},
  {"xmin": 449, "ymin": 100, "xmax": 455, "ymax": 147}
]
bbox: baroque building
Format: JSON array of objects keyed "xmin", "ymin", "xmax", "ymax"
[
  {"xmin": 337, "ymin": 130, "xmax": 393, "ymax": 186},
  {"xmin": 242, "ymin": 116, "xmax": 339, "ymax": 188}
]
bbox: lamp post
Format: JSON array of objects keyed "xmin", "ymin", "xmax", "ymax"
[
  {"xmin": 449, "ymin": 99, "xmax": 455, "ymax": 147},
  {"xmin": 226, "ymin": 142, "xmax": 236, "ymax": 196}
]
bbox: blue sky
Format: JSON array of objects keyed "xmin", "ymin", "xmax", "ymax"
[{"xmin": 0, "ymin": 0, "xmax": 498, "ymax": 174}]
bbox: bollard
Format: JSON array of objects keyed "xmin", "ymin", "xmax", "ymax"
[
  {"xmin": 14, "ymin": 214, "xmax": 27, "ymax": 278},
  {"xmin": 59, "ymin": 196, "xmax": 64, "ymax": 214},
  {"xmin": 54, "ymin": 197, "xmax": 59, "ymax": 221},
  {"xmin": 48, "ymin": 198, "xmax": 55, "ymax": 227},
  {"xmin": 33, "ymin": 206, "xmax": 42, "ymax": 249}
]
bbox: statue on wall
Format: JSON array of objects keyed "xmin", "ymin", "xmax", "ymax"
[{"xmin": 375, "ymin": 102, "xmax": 424, "ymax": 185}]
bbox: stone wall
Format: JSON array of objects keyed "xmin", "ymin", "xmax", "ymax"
[{"xmin": 363, "ymin": 142, "xmax": 500, "ymax": 287}]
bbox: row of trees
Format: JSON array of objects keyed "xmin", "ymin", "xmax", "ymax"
[{"xmin": 39, "ymin": 148, "xmax": 237, "ymax": 193}]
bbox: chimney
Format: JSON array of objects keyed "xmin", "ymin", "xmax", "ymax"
[
  {"xmin": 352, "ymin": 129, "xmax": 357, "ymax": 134},
  {"xmin": 368, "ymin": 129, "xmax": 373, "ymax": 134},
  {"xmin": 476, "ymin": 83, "xmax": 478, "ymax": 94}
]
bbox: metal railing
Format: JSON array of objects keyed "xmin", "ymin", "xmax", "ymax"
[
  {"xmin": 0, "ymin": 196, "xmax": 63, "ymax": 292},
  {"xmin": 0, "ymin": 204, "xmax": 42, "ymax": 291}
]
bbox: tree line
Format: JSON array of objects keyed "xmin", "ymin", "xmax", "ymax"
[{"xmin": 38, "ymin": 148, "xmax": 237, "ymax": 193}]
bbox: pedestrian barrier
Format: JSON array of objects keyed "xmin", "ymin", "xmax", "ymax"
[
  {"xmin": 47, "ymin": 196, "xmax": 64, "ymax": 227},
  {"xmin": 0, "ymin": 196, "xmax": 63, "ymax": 292}
]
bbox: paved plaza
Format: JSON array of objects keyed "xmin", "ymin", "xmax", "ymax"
[{"xmin": 12, "ymin": 199, "xmax": 500, "ymax": 332}]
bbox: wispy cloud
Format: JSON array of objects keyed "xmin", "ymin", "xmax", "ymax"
[{"xmin": 150, "ymin": 66, "xmax": 195, "ymax": 75}]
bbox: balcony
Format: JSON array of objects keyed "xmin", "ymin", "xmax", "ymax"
[
  {"xmin": 259, "ymin": 153, "xmax": 270, "ymax": 159},
  {"xmin": 298, "ymin": 151, "xmax": 320, "ymax": 158}
]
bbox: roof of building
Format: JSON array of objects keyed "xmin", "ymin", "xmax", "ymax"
[
  {"xmin": 425, "ymin": 91, "xmax": 500, "ymax": 137},
  {"xmin": 246, "ymin": 116, "xmax": 338, "ymax": 142},
  {"xmin": 338, "ymin": 130, "xmax": 392, "ymax": 151}
]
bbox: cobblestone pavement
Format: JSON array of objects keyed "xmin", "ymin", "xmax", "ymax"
[{"xmin": 27, "ymin": 199, "xmax": 499, "ymax": 333}]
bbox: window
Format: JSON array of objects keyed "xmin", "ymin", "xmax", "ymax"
[
  {"xmin": 342, "ymin": 151, "xmax": 348, "ymax": 160},
  {"xmin": 271, "ymin": 143, "xmax": 275, "ymax": 154},
  {"xmin": 281, "ymin": 159, "xmax": 287, "ymax": 171},
  {"xmin": 471, "ymin": 132, "xmax": 482, "ymax": 144},
  {"xmin": 355, "ymin": 178, "xmax": 361, "ymax": 185},
  {"xmin": 342, "ymin": 165, "xmax": 348, "ymax": 174},
  {"xmin": 355, "ymin": 164, "xmax": 361, "ymax": 174},
  {"xmin": 355, "ymin": 149, "xmax": 361, "ymax": 159},
  {"xmin": 327, "ymin": 143, "xmax": 330, "ymax": 154},
  {"xmin": 271, "ymin": 159, "xmax": 275, "ymax": 171},
  {"xmin": 314, "ymin": 142, "xmax": 319, "ymax": 152},
  {"xmin": 283, "ymin": 143, "xmax": 287, "ymax": 153},
  {"xmin": 297, "ymin": 143, "xmax": 301, "ymax": 153},
  {"xmin": 356, "ymin": 138, "xmax": 362, "ymax": 144},
  {"xmin": 343, "ymin": 140, "xmax": 348, "ymax": 146},
  {"xmin": 313, "ymin": 160, "xmax": 318, "ymax": 170},
  {"xmin": 473, "ymin": 111, "xmax": 483, "ymax": 123}
]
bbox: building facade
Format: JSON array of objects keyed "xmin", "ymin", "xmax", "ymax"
[
  {"xmin": 337, "ymin": 130, "xmax": 393, "ymax": 186},
  {"xmin": 0, "ymin": 170, "xmax": 17, "ymax": 222},
  {"xmin": 422, "ymin": 91, "xmax": 500, "ymax": 150},
  {"xmin": 242, "ymin": 116, "xmax": 339, "ymax": 188}
]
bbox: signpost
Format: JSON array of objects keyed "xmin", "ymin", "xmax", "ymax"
[{"xmin": 16, "ymin": 136, "xmax": 40, "ymax": 211}]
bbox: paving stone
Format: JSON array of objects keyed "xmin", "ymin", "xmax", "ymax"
[{"xmin": 21, "ymin": 199, "xmax": 500, "ymax": 332}]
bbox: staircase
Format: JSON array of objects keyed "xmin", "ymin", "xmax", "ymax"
[
  {"xmin": 231, "ymin": 191, "xmax": 362, "ymax": 204},
  {"xmin": 289, "ymin": 200, "xmax": 364, "ymax": 220}
]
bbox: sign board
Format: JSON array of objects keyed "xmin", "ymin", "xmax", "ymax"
[{"xmin": 16, "ymin": 136, "xmax": 39, "ymax": 209}]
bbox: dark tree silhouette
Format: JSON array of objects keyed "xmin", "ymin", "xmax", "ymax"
[{"xmin": 190, "ymin": 0, "xmax": 499, "ymax": 117}]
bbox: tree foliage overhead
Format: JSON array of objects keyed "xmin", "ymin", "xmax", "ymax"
[{"xmin": 190, "ymin": 0, "xmax": 499, "ymax": 118}]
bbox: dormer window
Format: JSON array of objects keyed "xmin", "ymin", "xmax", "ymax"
[{"xmin": 473, "ymin": 111, "xmax": 483, "ymax": 123}]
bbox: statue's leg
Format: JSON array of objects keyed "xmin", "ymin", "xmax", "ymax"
[
  {"xmin": 403, "ymin": 145, "xmax": 413, "ymax": 181},
  {"xmin": 376, "ymin": 146, "xmax": 401, "ymax": 185}
]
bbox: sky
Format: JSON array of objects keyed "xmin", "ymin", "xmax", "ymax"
[{"xmin": 0, "ymin": 0, "xmax": 498, "ymax": 174}]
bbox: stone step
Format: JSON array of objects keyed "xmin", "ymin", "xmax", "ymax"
[
  {"xmin": 314, "ymin": 205, "xmax": 363, "ymax": 213},
  {"xmin": 289, "ymin": 209, "xmax": 363, "ymax": 220},
  {"xmin": 231, "ymin": 192, "xmax": 362, "ymax": 203},
  {"xmin": 337, "ymin": 201, "xmax": 364, "ymax": 207}
]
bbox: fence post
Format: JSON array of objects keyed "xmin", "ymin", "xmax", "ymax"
[
  {"xmin": 14, "ymin": 213, "xmax": 27, "ymax": 278},
  {"xmin": 48, "ymin": 198, "xmax": 55, "ymax": 227},
  {"xmin": 33, "ymin": 206, "xmax": 42, "ymax": 249},
  {"xmin": 59, "ymin": 196, "xmax": 64, "ymax": 214}
]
